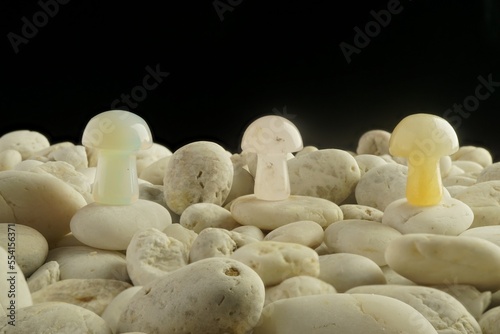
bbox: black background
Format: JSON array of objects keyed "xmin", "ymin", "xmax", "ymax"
[{"xmin": 1, "ymin": 0, "xmax": 499, "ymax": 160}]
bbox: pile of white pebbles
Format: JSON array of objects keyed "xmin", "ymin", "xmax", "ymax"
[{"xmin": 1, "ymin": 115, "xmax": 500, "ymax": 334}]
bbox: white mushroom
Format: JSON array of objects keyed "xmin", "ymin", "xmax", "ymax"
[
  {"xmin": 82, "ymin": 110, "xmax": 152, "ymax": 205},
  {"xmin": 241, "ymin": 115, "xmax": 303, "ymax": 201}
]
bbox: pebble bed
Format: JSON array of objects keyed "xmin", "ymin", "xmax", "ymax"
[{"xmin": 1, "ymin": 113, "xmax": 500, "ymax": 334}]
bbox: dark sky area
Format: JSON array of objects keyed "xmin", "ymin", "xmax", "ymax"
[{"xmin": 1, "ymin": 1, "xmax": 499, "ymax": 160}]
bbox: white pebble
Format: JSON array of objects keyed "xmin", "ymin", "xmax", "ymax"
[
  {"xmin": 263, "ymin": 220, "xmax": 324, "ymax": 249},
  {"xmin": 253, "ymin": 293, "xmax": 438, "ymax": 334},
  {"xmin": 324, "ymin": 219, "xmax": 402, "ymax": 266},
  {"xmin": 318, "ymin": 253, "xmax": 386, "ymax": 292},
  {"xmin": 0, "ymin": 301, "xmax": 113, "ymax": 333},
  {"xmin": 230, "ymin": 194, "xmax": 343, "ymax": 230},
  {"xmin": 46, "ymin": 246, "xmax": 130, "ymax": 282},
  {"xmin": 0, "ymin": 149, "xmax": 22, "ymax": 171},
  {"xmin": 355, "ymin": 163, "xmax": 408, "ymax": 211},
  {"xmin": 31, "ymin": 278, "xmax": 132, "ymax": 316},
  {"xmin": 27, "ymin": 260, "xmax": 60, "ymax": 293},
  {"xmin": 231, "ymin": 240, "xmax": 320, "ymax": 286},
  {"xmin": 288, "ymin": 148, "xmax": 361, "ymax": 204},
  {"xmin": 180, "ymin": 202, "xmax": 241, "ymax": 233},
  {"xmin": 118, "ymin": 257, "xmax": 265, "ymax": 334},
  {"xmin": 0, "ymin": 130, "xmax": 50, "ymax": 159},
  {"xmin": 382, "ymin": 196, "xmax": 474, "ymax": 235},
  {"xmin": 70, "ymin": 199, "xmax": 172, "ymax": 250},
  {"xmin": 163, "ymin": 141, "xmax": 233, "ymax": 215},
  {"xmin": 264, "ymin": 275, "xmax": 336, "ymax": 306},
  {"xmin": 126, "ymin": 227, "xmax": 188, "ymax": 286}
]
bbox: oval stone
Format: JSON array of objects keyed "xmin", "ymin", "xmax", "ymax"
[
  {"xmin": 346, "ymin": 284, "xmax": 482, "ymax": 334},
  {"xmin": 385, "ymin": 233, "xmax": 500, "ymax": 291},
  {"xmin": 230, "ymin": 194, "xmax": 343, "ymax": 230},
  {"xmin": 288, "ymin": 149, "xmax": 361, "ymax": 204},
  {"xmin": 118, "ymin": 257, "xmax": 265, "ymax": 334},
  {"xmin": 163, "ymin": 141, "xmax": 233, "ymax": 215},
  {"xmin": 253, "ymin": 293, "xmax": 438, "ymax": 334}
]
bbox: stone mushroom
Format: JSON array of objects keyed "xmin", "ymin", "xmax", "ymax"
[
  {"xmin": 82, "ymin": 110, "xmax": 152, "ymax": 205},
  {"xmin": 241, "ymin": 115, "xmax": 303, "ymax": 201},
  {"xmin": 389, "ymin": 113, "xmax": 459, "ymax": 206}
]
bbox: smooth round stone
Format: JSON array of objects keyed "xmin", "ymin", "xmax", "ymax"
[
  {"xmin": 443, "ymin": 174, "xmax": 477, "ymax": 187},
  {"xmin": 476, "ymin": 162, "xmax": 500, "ymax": 183},
  {"xmin": 432, "ymin": 284, "xmax": 491, "ymax": 320},
  {"xmin": 29, "ymin": 141, "xmax": 75, "ymax": 161},
  {"xmin": 47, "ymin": 144, "xmax": 88, "ymax": 169},
  {"xmin": 0, "ymin": 301, "xmax": 112, "ymax": 333},
  {"xmin": 0, "ymin": 130, "xmax": 50, "ymax": 159},
  {"xmin": 263, "ymin": 220, "xmax": 324, "ymax": 249},
  {"xmin": 163, "ymin": 141, "xmax": 233, "ymax": 215},
  {"xmin": 318, "ymin": 253, "xmax": 386, "ymax": 292},
  {"xmin": 230, "ymin": 194, "xmax": 343, "ymax": 230},
  {"xmin": 29, "ymin": 160, "xmax": 93, "ymax": 203},
  {"xmin": 0, "ymin": 223, "xmax": 48, "ymax": 276},
  {"xmin": 460, "ymin": 226, "xmax": 500, "ymax": 247},
  {"xmin": 354, "ymin": 154, "xmax": 387, "ymax": 177},
  {"xmin": 454, "ymin": 180, "xmax": 500, "ymax": 228},
  {"xmin": 324, "ymin": 219, "xmax": 402, "ymax": 266},
  {"xmin": 46, "ymin": 246, "xmax": 130, "ymax": 282},
  {"xmin": 346, "ymin": 284, "xmax": 482, "ymax": 334},
  {"xmin": 127, "ymin": 227, "xmax": 188, "ymax": 286},
  {"xmin": 264, "ymin": 275, "xmax": 336, "ymax": 306},
  {"xmin": 479, "ymin": 306, "xmax": 500, "ymax": 334},
  {"xmin": 452, "ymin": 160, "xmax": 484, "ymax": 175},
  {"xmin": 385, "ymin": 233, "xmax": 500, "ymax": 291},
  {"xmin": 118, "ymin": 257, "xmax": 265, "ymax": 334},
  {"xmin": 27, "ymin": 260, "xmax": 60, "ymax": 293},
  {"xmin": 451, "ymin": 145, "xmax": 493, "ymax": 168},
  {"xmin": 180, "ymin": 202, "xmax": 241, "ymax": 233},
  {"xmin": 0, "ymin": 149, "xmax": 22, "ymax": 171},
  {"xmin": 339, "ymin": 204, "xmax": 383, "ymax": 222},
  {"xmin": 70, "ymin": 199, "xmax": 172, "ymax": 250},
  {"xmin": 295, "ymin": 145, "xmax": 319, "ymax": 157},
  {"xmin": 189, "ymin": 227, "xmax": 257, "ymax": 263},
  {"xmin": 0, "ymin": 170, "xmax": 87, "ymax": 246},
  {"xmin": 136, "ymin": 142, "xmax": 172, "ymax": 176},
  {"xmin": 231, "ymin": 240, "xmax": 319, "ymax": 287},
  {"xmin": 355, "ymin": 163, "xmax": 408, "ymax": 211},
  {"xmin": 13, "ymin": 158, "xmax": 44, "ymax": 171},
  {"xmin": 232, "ymin": 225, "xmax": 265, "ymax": 241},
  {"xmin": 288, "ymin": 149, "xmax": 361, "ymax": 204},
  {"xmin": 31, "ymin": 278, "xmax": 132, "ymax": 316},
  {"xmin": 101, "ymin": 286, "xmax": 143, "ymax": 334},
  {"xmin": 382, "ymin": 196, "xmax": 474, "ymax": 235},
  {"xmin": 139, "ymin": 155, "xmax": 170, "ymax": 185},
  {"xmin": 253, "ymin": 293, "xmax": 438, "ymax": 334},
  {"xmin": 356, "ymin": 129, "xmax": 391, "ymax": 156},
  {"xmin": 0, "ymin": 246, "xmax": 32, "ymax": 314}
]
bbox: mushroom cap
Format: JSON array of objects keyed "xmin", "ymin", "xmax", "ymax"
[
  {"xmin": 241, "ymin": 115, "xmax": 303, "ymax": 154},
  {"xmin": 389, "ymin": 113, "xmax": 459, "ymax": 158},
  {"xmin": 82, "ymin": 110, "xmax": 153, "ymax": 151}
]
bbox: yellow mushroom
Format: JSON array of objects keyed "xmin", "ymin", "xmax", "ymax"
[{"xmin": 389, "ymin": 113, "xmax": 459, "ymax": 206}]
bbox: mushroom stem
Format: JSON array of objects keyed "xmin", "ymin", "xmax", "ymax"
[
  {"xmin": 254, "ymin": 153, "xmax": 290, "ymax": 201},
  {"xmin": 93, "ymin": 149, "xmax": 138, "ymax": 205},
  {"xmin": 406, "ymin": 157, "xmax": 442, "ymax": 206}
]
